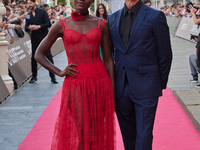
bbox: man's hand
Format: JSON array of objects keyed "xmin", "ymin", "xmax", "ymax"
[
  {"xmin": 15, "ymin": 25, "xmax": 22, "ymax": 29},
  {"xmin": 189, "ymin": 5, "xmax": 197, "ymax": 14},
  {"xmin": 28, "ymin": 25, "xmax": 40, "ymax": 30},
  {"xmin": 192, "ymin": 37, "xmax": 198, "ymax": 42},
  {"xmin": 10, "ymin": 37, "xmax": 14, "ymax": 44}
]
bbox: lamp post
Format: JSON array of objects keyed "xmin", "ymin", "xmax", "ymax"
[
  {"xmin": 65, "ymin": 0, "xmax": 71, "ymax": 16},
  {"xmin": 0, "ymin": 1, "xmax": 14, "ymax": 95}
]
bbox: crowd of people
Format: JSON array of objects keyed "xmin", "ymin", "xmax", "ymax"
[
  {"xmin": 159, "ymin": 3, "xmax": 200, "ymax": 18},
  {"xmin": 0, "ymin": 0, "xmax": 109, "ymax": 42},
  {"xmin": 143, "ymin": 0, "xmax": 200, "ymax": 18},
  {"xmin": 2, "ymin": 0, "xmax": 200, "ymax": 30},
  {"xmin": 2, "ymin": 0, "xmax": 200, "ymax": 39}
]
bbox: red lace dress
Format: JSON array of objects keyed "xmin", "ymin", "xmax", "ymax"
[{"xmin": 51, "ymin": 18, "xmax": 115, "ymax": 150}]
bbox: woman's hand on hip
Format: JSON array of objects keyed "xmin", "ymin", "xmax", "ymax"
[{"xmin": 58, "ymin": 63, "xmax": 79, "ymax": 77}]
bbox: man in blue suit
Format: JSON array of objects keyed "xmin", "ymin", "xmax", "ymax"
[{"xmin": 107, "ymin": 0, "xmax": 172, "ymax": 149}]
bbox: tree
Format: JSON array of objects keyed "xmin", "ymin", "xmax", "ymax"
[
  {"xmin": 70, "ymin": 0, "xmax": 75, "ymax": 8},
  {"xmin": 91, "ymin": 1, "xmax": 99, "ymax": 13}
]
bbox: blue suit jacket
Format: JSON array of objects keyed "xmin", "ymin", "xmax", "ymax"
[{"xmin": 107, "ymin": 4, "xmax": 172, "ymax": 99}]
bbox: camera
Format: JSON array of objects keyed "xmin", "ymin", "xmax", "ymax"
[
  {"xmin": 190, "ymin": 34, "xmax": 198, "ymax": 40},
  {"xmin": 186, "ymin": 1, "xmax": 199, "ymax": 13},
  {"xmin": 15, "ymin": 11, "xmax": 19, "ymax": 17},
  {"xmin": 2, "ymin": 15, "xmax": 8, "ymax": 23}
]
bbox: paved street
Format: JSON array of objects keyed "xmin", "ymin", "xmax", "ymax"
[
  {"xmin": 0, "ymin": 34, "xmax": 200, "ymax": 150},
  {"xmin": 168, "ymin": 35, "xmax": 200, "ymax": 132},
  {"xmin": 0, "ymin": 52, "xmax": 67, "ymax": 150}
]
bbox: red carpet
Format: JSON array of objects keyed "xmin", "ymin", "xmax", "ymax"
[
  {"xmin": 153, "ymin": 88, "xmax": 200, "ymax": 150},
  {"xmin": 18, "ymin": 87, "xmax": 200, "ymax": 150}
]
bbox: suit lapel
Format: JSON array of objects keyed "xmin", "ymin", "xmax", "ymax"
[
  {"xmin": 126, "ymin": 4, "xmax": 148, "ymax": 51},
  {"xmin": 114, "ymin": 9, "xmax": 126, "ymax": 53}
]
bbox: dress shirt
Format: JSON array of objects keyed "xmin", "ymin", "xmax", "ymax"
[
  {"xmin": 25, "ymin": 7, "xmax": 51, "ymax": 40},
  {"xmin": 119, "ymin": 0, "xmax": 143, "ymax": 42}
]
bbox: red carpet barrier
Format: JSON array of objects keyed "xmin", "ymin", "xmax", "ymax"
[
  {"xmin": 5, "ymin": 30, "xmax": 64, "ymax": 88},
  {"xmin": 18, "ymin": 87, "xmax": 200, "ymax": 150},
  {"xmin": 0, "ymin": 76, "xmax": 10, "ymax": 103},
  {"xmin": 175, "ymin": 17, "xmax": 200, "ymax": 41}
]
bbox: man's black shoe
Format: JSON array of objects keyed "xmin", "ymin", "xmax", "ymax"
[
  {"xmin": 190, "ymin": 78, "xmax": 198, "ymax": 83},
  {"xmin": 190, "ymin": 75, "xmax": 198, "ymax": 83},
  {"xmin": 51, "ymin": 78, "xmax": 58, "ymax": 84},
  {"xmin": 196, "ymin": 84, "xmax": 200, "ymax": 88},
  {"xmin": 29, "ymin": 77, "xmax": 37, "ymax": 83}
]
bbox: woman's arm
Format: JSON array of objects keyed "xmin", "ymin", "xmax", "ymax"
[
  {"xmin": 35, "ymin": 19, "xmax": 78, "ymax": 77},
  {"xmin": 189, "ymin": 5, "xmax": 200, "ymax": 25},
  {"xmin": 101, "ymin": 21, "xmax": 116, "ymax": 107}
]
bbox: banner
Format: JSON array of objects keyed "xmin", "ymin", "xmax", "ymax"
[
  {"xmin": 166, "ymin": 16, "xmax": 182, "ymax": 35},
  {"xmin": 5, "ymin": 30, "xmax": 64, "ymax": 88},
  {"xmin": 51, "ymin": 37, "xmax": 65, "ymax": 56},
  {"xmin": 6, "ymin": 30, "xmax": 32, "ymax": 86},
  {"xmin": 0, "ymin": 76, "xmax": 10, "ymax": 103},
  {"xmin": 175, "ymin": 17, "xmax": 200, "ymax": 40}
]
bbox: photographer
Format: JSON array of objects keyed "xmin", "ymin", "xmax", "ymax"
[{"xmin": 188, "ymin": 4, "xmax": 200, "ymax": 88}]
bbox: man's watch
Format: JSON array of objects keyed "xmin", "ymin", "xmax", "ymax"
[{"xmin": 38, "ymin": 25, "xmax": 41, "ymax": 29}]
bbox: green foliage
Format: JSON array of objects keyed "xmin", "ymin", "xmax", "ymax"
[
  {"xmin": 56, "ymin": 0, "xmax": 65, "ymax": 5},
  {"xmin": 91, "ymin": 3, "xmax": 94, "ymax": 12},
  {"xmin": 70, "ymin": 0, "xmax": 75, "ymax": 8},
  {"xmin": 91, "ymin": 1, "xmax": 99, "ymax": 13}
]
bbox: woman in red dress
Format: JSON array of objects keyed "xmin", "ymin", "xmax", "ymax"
[{"xmin": 35, "ymin": 0, "xmax": 116, "ymax": 149}]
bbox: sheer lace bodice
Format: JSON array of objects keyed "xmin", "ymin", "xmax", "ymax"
[{"xmin": 51, "ymin": 18, "xmax": 115, "ymax": 150}]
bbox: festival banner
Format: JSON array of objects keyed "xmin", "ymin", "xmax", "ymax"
[
  {"xmin": 175, "ymin": 17, "xmax": 200, "ymax": 41},
  {"xmin": 6, "ymin": 30, "xmax": 64, "ymax": 88}
]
